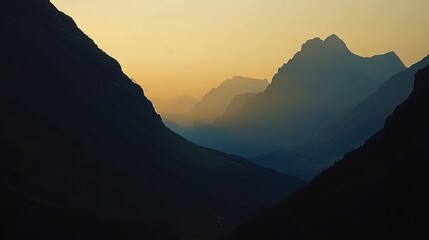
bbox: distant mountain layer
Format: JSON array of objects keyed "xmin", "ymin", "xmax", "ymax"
[
  {"xmin": 231, "ymin": 64, "xmax": 429, "ymax": 240},
  {"xmin": 191, "ymin": 76, "xmax": 269, "ymax": 124},
  {"xmin": 0, "ymin": 1, "xmax": 305, "ymax": 240},
  {"xmin": 254, "ymin": 55, "xmax": 429, "ymax": 180},
  {"xmin": 159, "ymin": 76, "xmax": 268, "ymax": 134},
  {"xmin": 186, "ymin": 34, "xmax": 405, "ymax": 156}
]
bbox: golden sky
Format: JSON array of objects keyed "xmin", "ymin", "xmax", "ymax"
[{"xmin": 51, "ymin": 0, "xmax": 429, "ymax": 100}]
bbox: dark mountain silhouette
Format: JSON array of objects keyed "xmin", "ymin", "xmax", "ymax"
[
  {"xmin": 191, "ymin": 76, "xmax": 269, "ymax": 124},
  {"xmin": 254, "ymin": 55, "xmax": 429, "ymax": 180},
  {"xmin": 0, "ymin": 1, "xmax": 305, "ymax": 239},
  {"xmin": 231, "ymin": 64, "xmax": 429, "ymax": 240},
  {"xmin": 187, "ymin": 35, "xmax": 405, "ymax": 157}
]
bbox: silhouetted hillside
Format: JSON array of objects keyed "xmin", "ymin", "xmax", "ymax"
[
  {"xmin": 231, "ymin": 64, "xmax": 429, "ymax": 240},
  {"xmin": 254, "ymin": 55, "xmax": 429, "ymax": 180},
  {"xmin": 188, "ymin": 35, "xmax": 405, "ymax": 156},
  {"xmin": 0, "ymin": 1, "xmax": 305, "ymax": 239}
]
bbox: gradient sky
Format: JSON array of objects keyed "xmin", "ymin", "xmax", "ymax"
[{"xmin": 51, "ymin": 0, "xmax": 429, "ymax": 100}]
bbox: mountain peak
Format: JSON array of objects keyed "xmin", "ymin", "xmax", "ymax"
[
  {"xmin": 301, "ymin": 34, "xmax": 350, "ymax": 54},
  {"xmin": 325, "ymin": 34, "xmax": 348, "ymax": 47},
  {"xmin": 324, "ymin": 33, "xmax": 341, "ymax": 42}
]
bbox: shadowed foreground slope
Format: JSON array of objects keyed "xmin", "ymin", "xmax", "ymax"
[
  {"xmin": 231, "ymin": 64, "xmax": 429, "ymax": 239},
  {"xmin": 0, "ymin": 1, "xmax": 305, "ymax": 239}
]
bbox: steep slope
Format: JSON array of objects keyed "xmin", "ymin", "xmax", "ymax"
[
  {"xmin": 231, "ymin": 64, "xmax": 429, "ymax": 240},
  {"xmin": 219, "ymin": 93, "xmax": 258, "ymax": 122},
  {"xmin": 255, "ymin": 55, "xmax": 429, "ymax": 180},
  {"xmin": 191, "ymin": 76, "xmax": 269, "ymax": 124},
  {"xmin": 0, "ymin": 1, "xmax": 305, "ymax": 239},
  {"xmin": 190, "ymin": 35, "xmax": 405, "ymax": 156}
]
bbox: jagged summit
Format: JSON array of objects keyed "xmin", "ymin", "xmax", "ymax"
[
  {"xmin": 300, "ymin": 34, "xmax": 350, "ymax": 54},
  {"xmin": 271, "ymin": 34, "xmax": 404, "ymax": 89},
  {"xmin": 324, "ymin": 33, "xmax": 343, "ymax": 43},
  {"xmin": 324, "ymin": 34, "xmax": 349, "ymax": 50}
]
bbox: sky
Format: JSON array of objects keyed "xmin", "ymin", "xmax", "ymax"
[{"xmin": 51, "ymin": 0, "xmax": 429, "ymax": 100}]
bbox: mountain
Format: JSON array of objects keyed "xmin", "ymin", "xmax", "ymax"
[
  {"xmin": 159, "ymin": 76, "xmax": 268, "ymax": 135},
  {"xmin": 0, "ymin": 1, "xmax": 306, "ymax": 239},
  {"xmin": 231, "ymin": 64, "xmax": 429, "ymax": 240},
  {"xmin": 219, "ymin": 93, "xmax": 258, "ymax": 122},
  {"xmin": 254, "ymin": 55, "xmax": 429, "ymax": 180},
  {"xmin": 187, "ymin": 35, "xmax": 405, "ymax": 157},
  {"xmin": 191, "ymin": 76, "xmax": 269, "ymax": 124}
]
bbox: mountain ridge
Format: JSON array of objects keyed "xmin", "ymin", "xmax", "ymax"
[
  {"xmin": 230, "ymin": 63, "xmax": 429, "ymax": 240},
  {"xmin": 185, "ymin": 34, "xmax": 405, "ymax": 156},
  {"xmin": 253, "ymin": 54, "xmax": 429, "ymax": 180}
]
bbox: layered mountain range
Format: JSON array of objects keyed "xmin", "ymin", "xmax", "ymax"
[
  {"xmin": 254, "ymin": 55, "xmax": 429, "ymax": 180},
  {"xmin": 191, "ymin": 76, "xmax": 269, "ymax": 124},
  {"xmin": 0, "ymin": 1, "xmax": 305, "ymax": 239},
  {"xmin": 231, "ymin": 63, "xmax": 429, "ymax": 240},
  {"xmin": 185, "ymin": 35, "xmax": 405, "ymax": 156},
  {"xmin": 159, "ymin": 76, "xmax": 269, "ymax": 135},
  {"xmin": 3, "ymin": 1, "xmax": 428, "ymax": 240}
]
